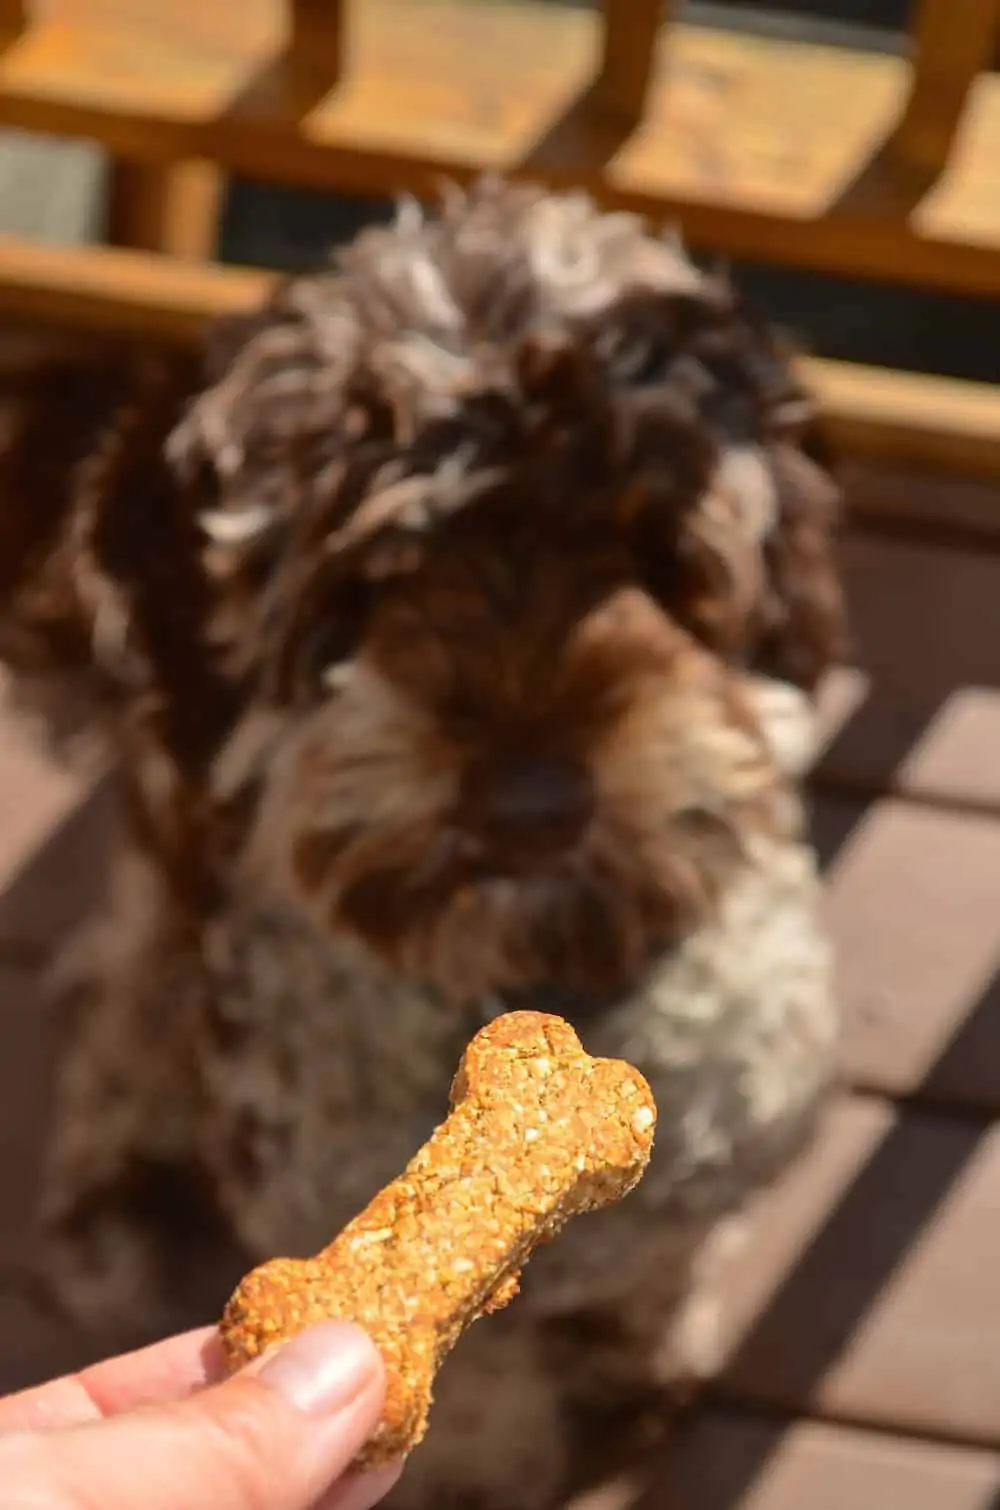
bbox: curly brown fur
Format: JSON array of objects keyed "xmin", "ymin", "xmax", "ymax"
[
  {"xmin": 0, "ymin": 340, "xmax": 195, "ymax": 687},
  {"xmin": 0, "ymin": 182, "xmax": 844, "ymax": 1508},
  {"xmin": 172, "ymin": 180, "xmax": 844, "ymax": 698}
]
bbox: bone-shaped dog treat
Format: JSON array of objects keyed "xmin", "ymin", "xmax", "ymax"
[{"xmin": 219, "ymin": 1011, "xmax": 656, "ymax": 1467}]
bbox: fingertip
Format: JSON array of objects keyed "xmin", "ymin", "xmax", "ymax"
[{"xmin": 250, "ymin": 1322, "xmax": 384, "ymax": 1417}]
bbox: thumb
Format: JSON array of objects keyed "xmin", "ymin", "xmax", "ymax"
[{"xmin": 0, "ymin": 1322, "xmax": 401, "ymax": 1510}]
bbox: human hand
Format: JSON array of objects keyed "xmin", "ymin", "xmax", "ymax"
[{"xmin": 0, "ymin": 1319, "xmax": 402, "ymax": 1510}]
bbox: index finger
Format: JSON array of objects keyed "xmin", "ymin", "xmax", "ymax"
[{"xmin": 0, "ymin": 1325, "xmax": 225, "ymax": 1433}]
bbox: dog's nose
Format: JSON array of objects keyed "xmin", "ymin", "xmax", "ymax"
[{"xmin": 464, "ymin": 755, "xmax": 593, "ymax": 854}]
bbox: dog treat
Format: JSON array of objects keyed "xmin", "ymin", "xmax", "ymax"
[{"xmin": 219, "ymin": 1010, "xmax": 656, "ymax": 1466}]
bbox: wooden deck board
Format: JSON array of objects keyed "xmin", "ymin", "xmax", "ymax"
[
  {"xmin": 822, "ymin": 796, "xmax": 1000, "ymax": 1111},
  {"xmin": 715, "ymin": 1095, "xmax": 1000, "ymax": 1446},
  {"xmin": 663, "ymin": 1412, "xmax": 1000, "ymax": 1510},
  {"xmin": 816, "ymin": 533, "xmax": 1000, "ymax": 806}
]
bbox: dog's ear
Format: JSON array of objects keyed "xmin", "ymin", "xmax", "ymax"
[
  {"xmin": 716, "ymin": 307, "xmax": 847, "ymax": 690},
  {"xmin": 631, "ymin": 435, "xmax": 845, "ymax": 692},
  {"xmin": 0, "ymin": 339, "xmax": 241, "ymax": 828},
  {"xmin": 0, "ymin": 339, "xmax": 135, "ymax": 681},
  {"xmin": 610, "ymin": 280, "xmax": 846, "ymax": 692},
  {"xmin": 752, "ymin": 438, "xmax": 847, "ymax": 690}
]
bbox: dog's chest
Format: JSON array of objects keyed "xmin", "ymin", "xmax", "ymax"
[
  {"xmin": 204, "ymin": 840, "xmax": 835, "ymax": 1258},
  {"xmin": 201, "ymin": 902, "xmax": 480, "ymax": 1252}
]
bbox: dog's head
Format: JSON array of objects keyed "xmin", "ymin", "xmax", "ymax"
[{"xmin": 173, "ymin": 181, "xmax": 843, "ymax": 1003}]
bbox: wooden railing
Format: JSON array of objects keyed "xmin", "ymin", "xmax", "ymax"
[{"xmin": 0, "ymin": 0, "xmax": 998, "ymax": 482}]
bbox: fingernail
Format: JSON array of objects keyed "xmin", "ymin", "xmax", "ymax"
[
  {"xmin": 255, "ymin": 1321, "xmax": 382, "ymax": 1416},
  {"xmin": 315, "ymin": 1459, "xmax": 405, "ymax": 1510}
]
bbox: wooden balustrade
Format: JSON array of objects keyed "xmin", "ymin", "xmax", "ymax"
[{"xmin": 0, "ymin": 0, "xmax": 995, "ymax": 492}]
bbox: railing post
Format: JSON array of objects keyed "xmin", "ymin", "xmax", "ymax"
[
  {"xmin": 0, "ymin": 0, "xmax": 23, "ymax": 34},
  {"xmin": 0, "ymin": 0, "xmax": 25, "ymax": 38},
  {"xmin": 594, "ymin": 0, "xmax": 666, "ymax": 124},
  {"xmin": 289, "ymin": 0, "xmax": 346, "ymax": 89},
  {"xmin": 893, "ymin": 0, "xmax": 1000, "ymax": 177},
  {"xmin": 104, "ymin": 0, "xmax": 346, "ymax": 260},
  {"xmin": 106, "ymin": 160, "xmax": 223, "ymax": 262}
]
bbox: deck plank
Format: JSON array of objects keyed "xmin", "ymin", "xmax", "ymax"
[
  {"xmin": 662, "ymin": 1412, "xmax": 1000, "ymax": 1510},
  {"xmin": 817, "ymin": 795, "xmax": 1000, "ymax": 1111},
  {"xmin": 816, "ymin": 532, "xmax": 1000, "ymax": 809},
  {"xmin": 715, "ymin": 1095, "xmax": 1000, "ymax": 1446}
]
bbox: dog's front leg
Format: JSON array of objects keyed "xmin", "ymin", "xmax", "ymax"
[{"xmin": 40, "ymin": 901, "xmax": 247, "ymax": 1350}]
